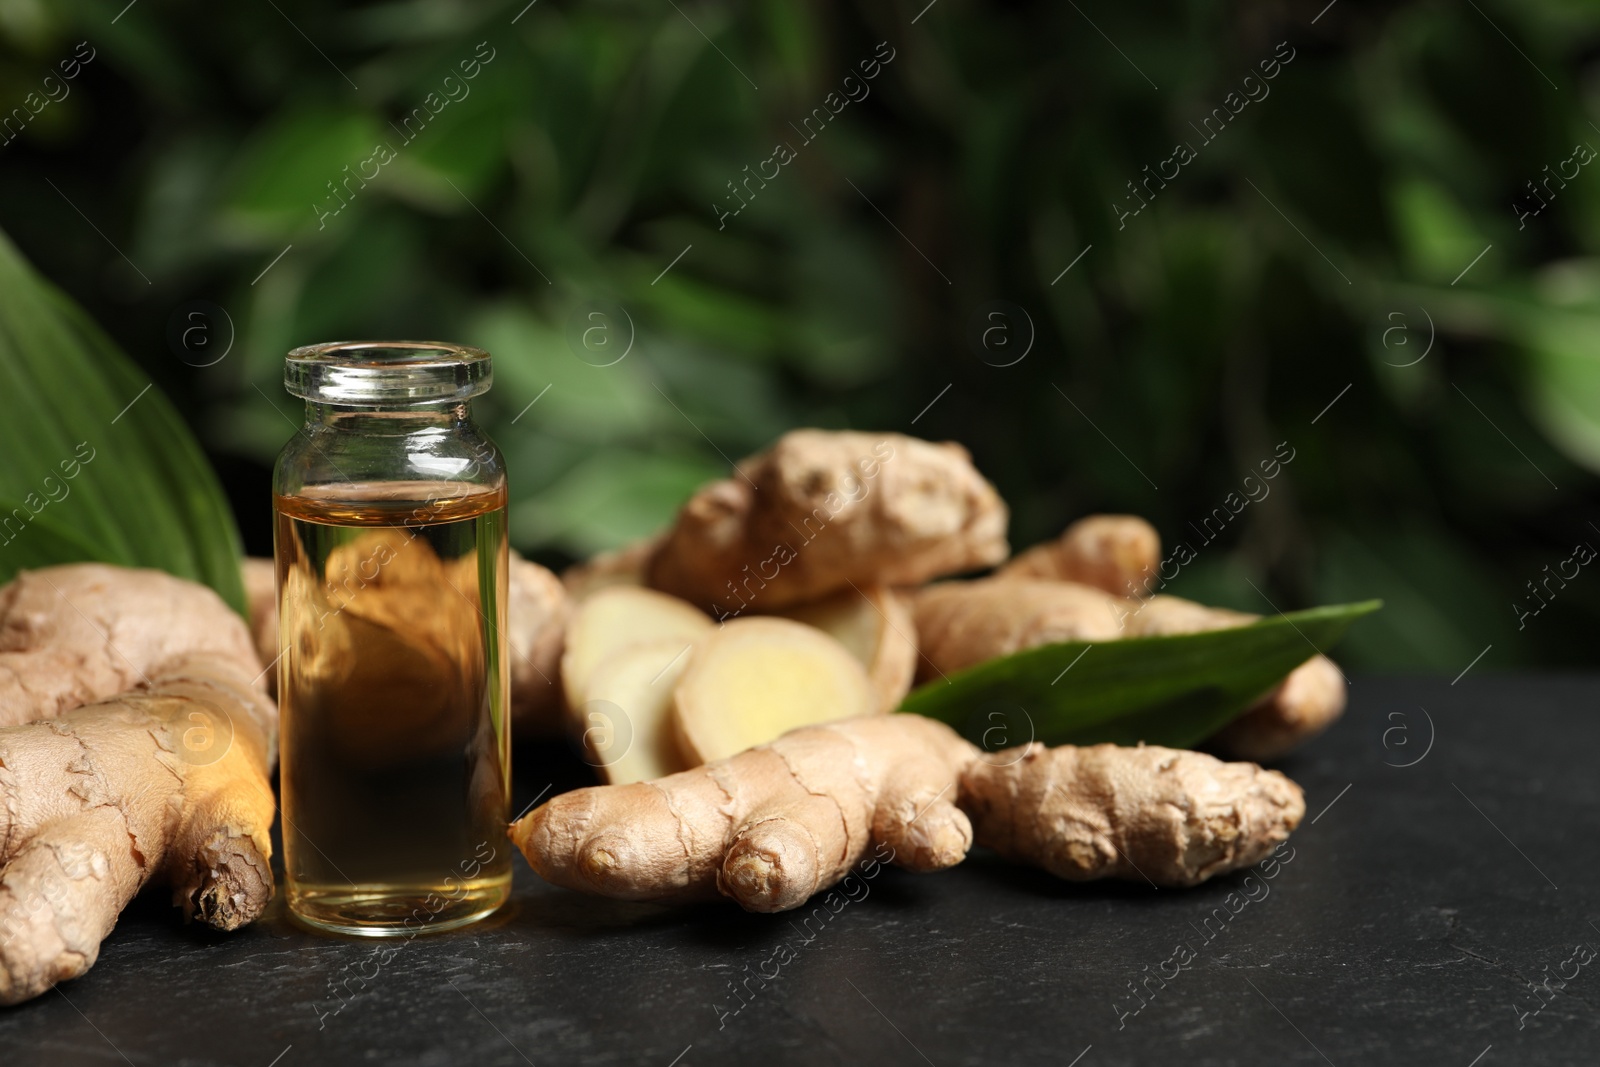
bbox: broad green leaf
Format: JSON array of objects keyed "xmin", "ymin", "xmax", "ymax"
[
  {"xmin": 222, "ymin": 109, "xmax": 385, "ymax": 238},
  {"xmin": 0, "ymin": 228, "xmax": 246, "ymax": 613},
  {"xmin": 508, "ymin": 447, "xmax": 723, "ymax": 557},
  {"xmin": 0, "ymin": 502, "xmax": 112, "ymax": 571},
  {"xmin": 899, "ymin": 601, "xmax": 1381, "ymax": 750},
  {"xmin": 1388, "ymin": 177, "xmax": 1486, "ymax": 284}
]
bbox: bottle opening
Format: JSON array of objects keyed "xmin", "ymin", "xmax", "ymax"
[{"xmin": 286, "ymin": 340, "xmax": 492, "ymax": 405}]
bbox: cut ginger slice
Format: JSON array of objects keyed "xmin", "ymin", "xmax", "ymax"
[
  {"xmin": 778, "ymin": 584, "xmax": 917, "ymax": 712},
  {"xmin": 577, "ymin": 638, "xmax": 697, "ymax": 785},
  {"xmin": 671, "ymin": 616, "xmax": 877, "ymax": 764},
  {"xmin": 560, "ymin": 585, "xmax": 713, "ymax": 714}
]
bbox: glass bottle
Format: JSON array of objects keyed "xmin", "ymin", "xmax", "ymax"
[{"xmin": 273, "ymin": 341, "xmax": 511, "ymax": 936}]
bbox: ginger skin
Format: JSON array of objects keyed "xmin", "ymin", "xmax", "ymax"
[
  {"xmin": 511, "ymin": 715, "xmax": 1304, "ymax": 912},
  {"xmin": 505, "ymin": 553, "xmax": 570, "ymax": 735},
  {"xmin": 0, "ymin": 565, "xmax": 276, "ymax": 1006},
  {"xmin": 513, "ymin": 715, "xmax": 977, "ymax": 913},
  {"xmin": 913, "ymin": 577, "xmax": 1128, "ymax": 677},
  {"xmin": 560, "ymin": 537, "xmax": 659, "ymax": 601},
  {"xmin": 960, "ymin": 742, "xmax": 1303, "ymax": 886},
  {"xmin": 1120, "ymin": 594, "xmax": 1346, "ymax": 761},
  {"xmin": 646, "ymin": 430, "xmax": 1008, "ymax": 614},
  {"xmin": 998, "ymin": 514, "xmax": 1160, "ymax": 597},
  {"xmin": 920, "ymin": 518, "xmax": 1349, "ymax": 761},
  {"xmin": 1207, "ymin": 654, "xmax": 1346, "ymax": 763}
]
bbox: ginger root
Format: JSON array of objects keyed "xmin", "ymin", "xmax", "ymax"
[
  {"xmin": 511, "ymin": 715, "xmax": 1303, "ymax": 912},
  {"xmin": 505, "ymin": 553, "xmax": 569, "ymax": 734},
  {"xmin": 777, "ymin": 584, "xmax": 918, "ymax": 712},
  {"xmin": 921, "ymin": 518, "xmax": 1349, "ymax": 761},
  {"xmin": 913, "ymin": 577, "xmax": 1128, "ymax": 677},
  {"xmin": 0, "ymin": 565, "xmax": 276, "ymax": 1005},
  {"xmin": 560, "ymin": 537, "xmax": 658, "ymax": 601},
  {"xmin": 960, "ymin": 742, "xmax": 1303, "ymax": 886},
  {"xmin": 998, "ymin": 514, "xmax": 1159, "ymax": 596},
  {"xmin": 560, "ymin": 585, "xmax": 712, "ymax": 718},
  {"xmin": 646, "ymin": 429, "xmax": 1008, "ymax": 614},
  {"xmin": 671, "ymin": 616, "xmax": 877, "ymax": 764},
  {"xmin": 512, "ymin": 715, "xmax": 978, "ymax": 912},
  {"xmin": 576, "ymin": 639, "xmax": 696, "ymax": 785}
]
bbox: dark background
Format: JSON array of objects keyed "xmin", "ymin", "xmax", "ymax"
[{"xmin": 2, "ymin": 0, "xmax": 1598, "ymax": 670}]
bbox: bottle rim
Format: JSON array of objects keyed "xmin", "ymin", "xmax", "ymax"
[{"xmin": 285, "ymin": 340, "xmax": 492, "ymax": 404}]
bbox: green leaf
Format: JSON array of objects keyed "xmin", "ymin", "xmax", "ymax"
[
  {"xmin": 222, "ymin": 108, "xmax": 385, "ymax": 239},
  {"xmin": 899, "ymin": 601, "xmax": 1383, "ymax": 750},
  {"xmin": 0, "ymin": 502, "xmax": 113, "ymax": 571},
  {"xmin": 0, "ymin": 228, "xmax": 246, "ymax": 613}
]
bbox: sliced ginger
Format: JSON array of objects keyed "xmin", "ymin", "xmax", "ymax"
[
  {"xmin": 511, "ymin": 714, "xmax": 1304, "ymax": 913},
  {"xmin": 671, "ymin": 616, "xmax": 877, "ymax": 764},
  {"xmin": 778, "ymin": 584, "xmax": 917, "ymax": 712},
  {"xmin": 577, "ymin": 639, "xmax": 695, "ymax": 785},
  {"xmin": 560, "ymin": 585, "xmax": 713, "ymax": 716}
]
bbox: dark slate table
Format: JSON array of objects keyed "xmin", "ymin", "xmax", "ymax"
[{"xmin": 3, "ymin": 675, "xmax": 1596, "ymax": 1066}]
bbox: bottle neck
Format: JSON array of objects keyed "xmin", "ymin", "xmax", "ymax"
[{"xmin": 305, "ymin": 400, "xmax": 472, "ymax": 432}]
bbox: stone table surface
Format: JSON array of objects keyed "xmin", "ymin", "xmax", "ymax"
[{"xmin": 2, "ymin": 674, "xmax": 1596, "ymax": 1066}]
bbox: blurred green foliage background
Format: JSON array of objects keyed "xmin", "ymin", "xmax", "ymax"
[{"xmin": 1, "ymin": 0, "xmax": 1598, "ymax": 671}]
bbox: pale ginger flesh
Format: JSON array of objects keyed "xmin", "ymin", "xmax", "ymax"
[
  {"xmin": 670, "ymin": 616, "xmax": 878, "ymax": 764},
  {"xmin": 512, "ymin": 715, "xmax": 1305, "ymax": 913},
  {"xmin": 560, "ymin": 585, "xmax": 713, "ymax": 720},
  {"xmin": 578, "ymin": 639, "xmax": 696, "ymax": 785},
  {"xmin": 0, "ymin": 565, "xmax": 277, "ymax": 1006},
  {"xmin": 778, "ymin": 583, "xmax": 918, "ymax": 713}
]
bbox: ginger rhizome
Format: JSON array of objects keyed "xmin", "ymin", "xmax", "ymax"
[
  {"xmin": 560, "ymin": 585, "xmax": 711, "ymax": 717},
  {"xmin": 505, "ymin": 552, "xmax": 570, "ymax": 734},
  {"xmin": 561, "ymin": 537, "xmax": 659, "ymax": 601},
  {"xmin": 777, "ymin": 584, "xmax": 917, "ymax": 712},
  {"xmin": 998, "ymin": 513, "xmax": 1160, "ymax": 596},
  {"xmin": 0, "ymin": 565, "xmax": 277, "ymax": 1005},
  {"xmin": 918, "ymin": 512, "xmax": 1348, "ymax": 761},
  {"xmin": 646, "ymin": 429, "xmax": 1009, "ymax": 614},
  {"xmin": 0, "ymin": 427, "xmax": 1346, "ymax": 1006},
  {"xmin": 512, "ymin": 716, "xmax": 980, "ymax": 912},
  {"xmin": 671, "ymin": 616, "xmax": 878, "ymax": 764},
  {"xmin": 558, "ymin": 582, "xmax": 913, "ymax": 781},
  {"xmin": 511, "ymin": 715, "xmax": 1304, "ymax": 912},
  {"xmin": 960, "ymin": 741, "xmax": 1304, "ymax": 886}
]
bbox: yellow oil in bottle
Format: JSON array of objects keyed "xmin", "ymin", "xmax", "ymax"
[{"xmin": 274, "ymin": 480, "xmax": 510, "ymax": 936}]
